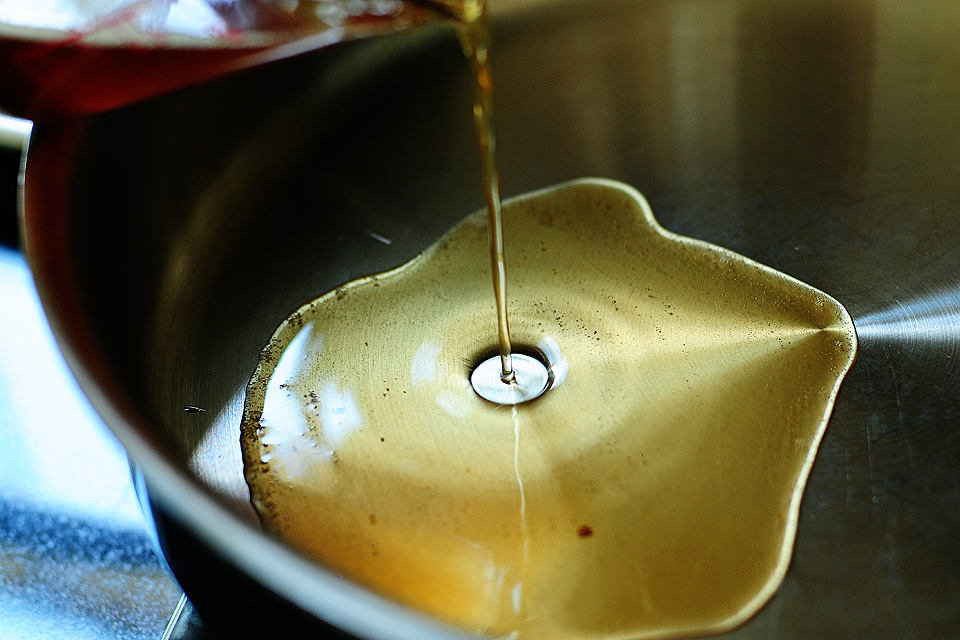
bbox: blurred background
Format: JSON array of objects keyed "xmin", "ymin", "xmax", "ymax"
[{"xmin": 0, "ymin": 117, "xmax": 184, "ymax": 640}]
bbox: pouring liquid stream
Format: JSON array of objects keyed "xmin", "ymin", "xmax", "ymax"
[
  {"xmin": 238, "ymin": 1, "xmax": 857, "ymax": 638},
  {"xmin": 452, "ymin": 2, "xmax": 553, "ymax": 404},
  {"xmin": 456, "ymin": 10, "xmax": 515, "ymax": 384},
  {"xmin": 4, "ymin": 0, "xmax": 860, "ymax": 637}
]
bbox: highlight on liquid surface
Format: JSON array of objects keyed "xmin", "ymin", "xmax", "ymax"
[{"xmin": 239, "ymin": 179, "xmax": 857, "ymax": 639}]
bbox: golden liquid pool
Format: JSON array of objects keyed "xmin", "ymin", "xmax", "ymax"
[{"xmin": 239, "ymin": 179, "xmax": 857, "ymax": 639}]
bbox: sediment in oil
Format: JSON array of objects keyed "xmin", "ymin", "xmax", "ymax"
[{"xmin": 239, "ymin": 179, "xmax": 858, "ymax": 640}]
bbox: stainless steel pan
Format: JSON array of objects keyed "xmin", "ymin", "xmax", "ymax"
[{"xmin": 22, "ymin": 0, "xmax": 960, "ymax": 637}]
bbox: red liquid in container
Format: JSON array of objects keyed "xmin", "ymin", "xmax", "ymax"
[{"xmin": 0, "ymin": 1, "xmax": 445, "ymax": 121}]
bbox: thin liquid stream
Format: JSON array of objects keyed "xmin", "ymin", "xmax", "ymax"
[
  {"xmin": 3, "ymin": 0, "xmax": 858, "ymax": 636},
  {"xmin": 3, "ymin": 0, "xmax": 522, "ymax": 391},
  {"xmin": 455, "ymin": 8, "xmax": 516, "ymax": 383},
  {"xmin": 219, "ymin": 2, "xmax": 860, "ymax": 638}
]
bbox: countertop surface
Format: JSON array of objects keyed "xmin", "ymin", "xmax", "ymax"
[
  {"xmin": 0, "ymin": 123, "xmax": 201, "ymax": 639},
  {"xmin": 0, "ymin": 242, "xmax": 186, "ymax": 639}
]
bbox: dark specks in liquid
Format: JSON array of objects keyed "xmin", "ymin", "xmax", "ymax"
[
  {"xmin": 237, "ymin": 1, "xmax": 858, "ymax": 638},
  {"xmin": 239, "ymin": 178, "xmax": 857, "ymax": 640}
]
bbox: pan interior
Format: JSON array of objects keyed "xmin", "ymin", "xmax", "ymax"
[{"xmin": 47, "ymin": 0, "xmax": 960, "ymax": 638}]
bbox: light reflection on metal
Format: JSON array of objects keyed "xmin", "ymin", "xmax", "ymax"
[
  {"xmin": 470, "ymin": 353, "xmax": 549, "ymax": 404},
  {"xmin": 0, "ymin": 114, "xmax": 31, "ymax": 150},
  {"xmin": 189, "ymin": 385, "xmax": 250, "ymax": 505},
  {"xmin": 855, "ymin": 292, "xmax": 960, "ymax": 341}
]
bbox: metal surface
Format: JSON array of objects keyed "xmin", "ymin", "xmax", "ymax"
[
  {"xmin": 0, "ymin": 114, "xmax": 30, "ymax": 149},
  {"xmin": 19, "ymin": 0, "xmax": 960, "ymax": 637}
]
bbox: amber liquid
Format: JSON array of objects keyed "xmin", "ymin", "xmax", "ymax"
[
  {"xmin": 240, "ymin": 178, "xmax": 858, "ymax": 638},
  {"xmin": 239, "ymin": 2, "xmax": 858, "ymax": 638},
  {"xmin": 455, "ymin": 9, "xmax": 516, "ymax": 379},
  {"xmin": 155, "ymin": 1, "xmax": 859, "ymax": 637}
]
